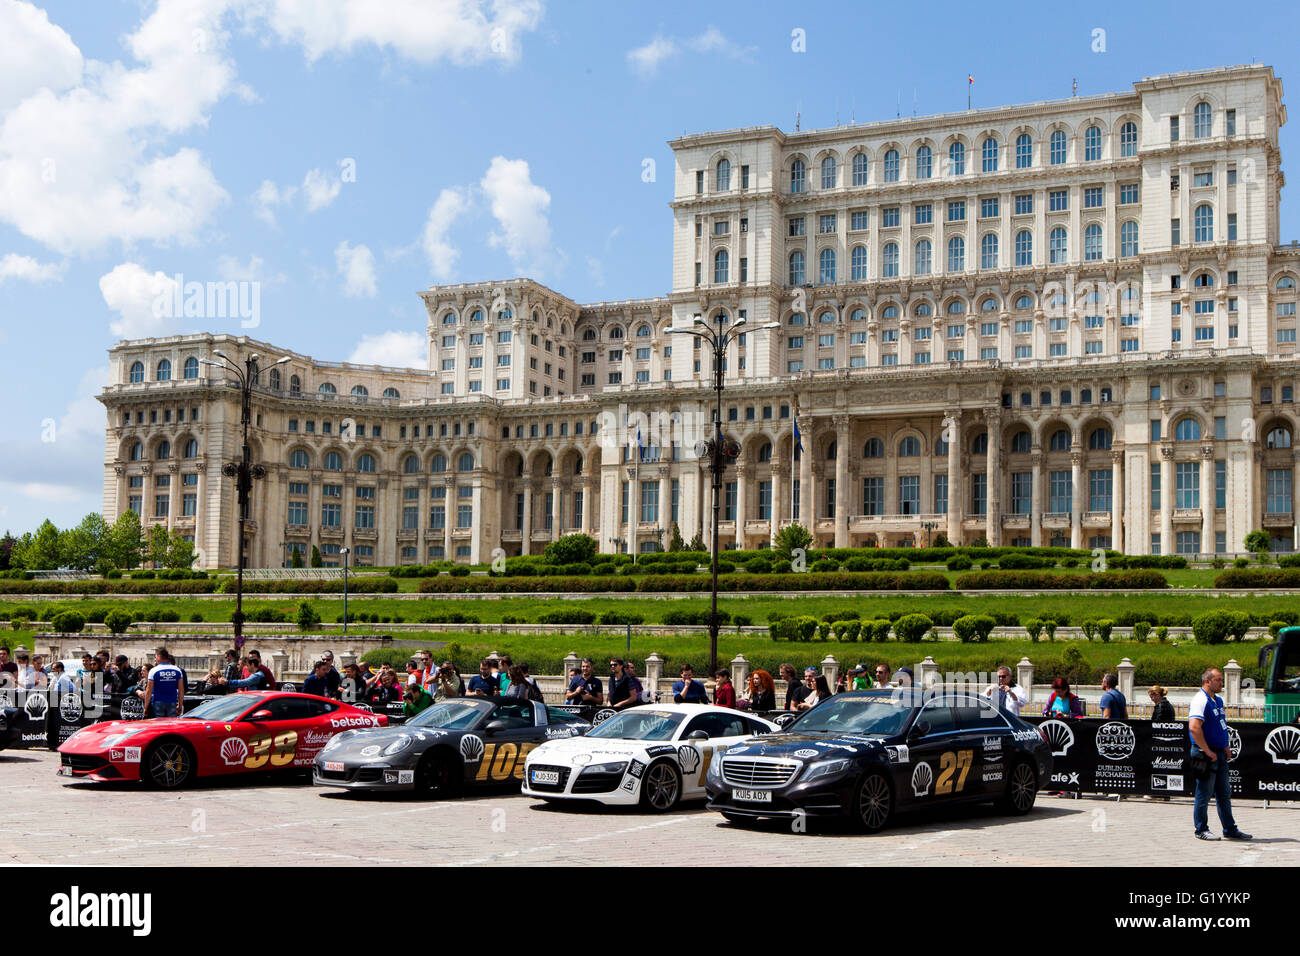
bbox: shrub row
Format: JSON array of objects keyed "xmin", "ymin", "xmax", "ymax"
[
  {"xmin": 954, "ymin": 570, "xmax": 1168, "ymax": 590},
  {"xmin": 414, "ymin": 571, "xmax": 950, "ymax": 593},
  {"xmin": 0, "ymin": 580, "xmax": 218, "ymax": 594},
  {"xmin": 218, "ymin": 578, "xmax": 400, "ymax": 594},
  {"xmin": 1214, "ymin": 568, "xmax": 1300, "ymax": 588}
]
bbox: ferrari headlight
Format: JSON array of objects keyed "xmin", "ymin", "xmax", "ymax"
[
  {"xmin": 321, "ymin": 730, "xmax": 355, "ymax": 754},
  {"xmin": 585, "ymin": 761, "xmax": 628, "ymax": 775},
  {"xmin": 102, "ymin": 730, "xmax": 145, "ymax": 748},
  {"xmin": 801, "ymin": 758, "xmax": 850, "ymax": 783},
  {"xmin": 383, "ymin": 735, "xmax": 413, "ymax": 757}
]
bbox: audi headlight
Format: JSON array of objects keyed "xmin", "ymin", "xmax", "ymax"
[
  {"xmin": 383, "ymin": 735, "xmax": 413, "ymax": 757},
  {"xmin": 321, "ymin": 730, "xmax": 356, "ymax": 754},
  {"xmin": 801, "ymin": 758, "xmax": 850, "ymax": 783},
  {"xmin": 585, "ymin": 761, "xmax": 628, "ymax": 775}
]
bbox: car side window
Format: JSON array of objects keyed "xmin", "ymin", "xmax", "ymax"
[
  {"xmin": 488, "ymin": 702, "xmax": 533, "ymax": 730},
  {"xmin": 255, "ymin": 698, "xmax": 305, "ymax": 721},
  {"xmin": 546, "ymin": 705, "xmax": 585, "ymax": 725},
  {"xmin": 747, "ymin": 718, "xmax": 771, "ymax": 735},
  {"xmin": 917, "ymin": 702, "xmax": 956, "ymax": 735},
  {"xmin": 684, "ymin": 713, "xmax": 749, "ymax": 739}
]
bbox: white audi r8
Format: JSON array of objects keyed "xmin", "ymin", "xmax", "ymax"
[{"xmin": 521, "ymin": 704, "xmax": 779, "ymax": 811}]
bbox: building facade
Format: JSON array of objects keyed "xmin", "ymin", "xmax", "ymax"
[{"xmin": 100, "ymin": 65, "xmax": 1300, "ymax": 569}]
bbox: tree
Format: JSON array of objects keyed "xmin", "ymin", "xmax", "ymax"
[
  {"xmin": 543, "ymin": 533, "xmax": 598, "ymax": 565},
  {"xmin": 63, "ymin": 513, "xmax": 109, "ymax": 571},
  {"xmin": 290, "ymin": 545, "xmax": 305, "ymax": 569},
  {"xmin": 104, "ymin": 608, "xmax": 133, "ymax": 635},
  {"xmin": 932, "ymin": 533, "xmax": 952, "ymax": 548},
  {"xmin": 668, "ymin": 522, "xmax": 684, "ymax": 552},
  {"xmin": 687, "ymin": 531, "xmax": 705, "ymax": 552},
  {"xmin": 22, "ymin": 520, "xmax": 64, "ymax": 570},
  {"xmin": 1244, "ymin": 530, "xmax": 1271, "ymax": 561},
  {"xmin": 163, "ymin": 532, "xmax": 198, "ymax": 570},
  {"xmin": 0, "ymin": 533, "xmax": 17, "ymax": 570},
  {"xmin": 106, "ymin": 510, "xmax": 145, "ymax": 569},
  {"xmin": 296, "ymin": 601, "xmax": 321, "ymax": 630},
  {"xmin": 310, "ymin": 545, "xmax": 323, "ymax": 568},
  {"xmin": 772, "ymin": 523, "xmax": 813, "ymax": 566},
  {"xmin": 147, "ymin": 524, "xmax": 171, "ymax": 568}
]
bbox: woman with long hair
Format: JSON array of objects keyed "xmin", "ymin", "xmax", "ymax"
[{"xmin": 747, "ymin": 669, "xmax": 776, "ymax": 712}]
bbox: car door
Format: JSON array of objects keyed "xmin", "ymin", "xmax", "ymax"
[
  {"xmin": 677, "ymin": 712, "xmax": 752, "ymax": 796},
  {"xmin": 468, "ymin": 701, "xmax": 541, "ymax": 785},
  {"xmin": 238, "ymin": 696, "xmax": 319, "ymax": 773},
  {"xmin": 902, "ymin": 698, "xmax": 976, "ymax": 807}
]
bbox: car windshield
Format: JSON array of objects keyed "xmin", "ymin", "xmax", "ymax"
[
  {"xmin": 407, "ymin": 700, "xmax": 487, "ymax": 730},
  {"xmin": 587, "ymin": 710, "xmax": 685, "ymax": 741},
  {"xmin": 182, "ymin": 696, "xmax": 259, "ymax": 722},
  {"xmin": 787, "ymin": 696, "xmax": 914, "ymax": 736}
]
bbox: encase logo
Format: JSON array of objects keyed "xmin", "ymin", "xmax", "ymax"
[{"xmin": 49, "ymin": 886, "xmax": 151, "ymax": 936}]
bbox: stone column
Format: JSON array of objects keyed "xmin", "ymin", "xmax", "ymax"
[
  {"xmin": 1159, "ymin": 445, "xmax": 1174, "ymax": 555},
  {"xmin": 1294, "ymin": 452, "xmax": 1300, "ymax": 551},
  {"xmin": 731, "ymin": 654, "xmax": 750, "ymax": 693},
  {"xmin": 1017, "ymin": 657, "xmax": 1035, "ymax": 707},
  {"xmin": 797, "ymin": 416, "xmax": 813, "ymax": 525},
  {"xmin": 583, "ymin": 477, "xmax": 596, "ymax": 535},
  {"xmin": 550, "ymin": 476, "xmax": 562, "ymax": 541},
  {"xmin": 834, "ymin": 414, "xmax": 850, "ymax": 546},
  {"xmin": 1070, "ymin": 450, "xmax": 1084, "ymax": 549},
  {"xmin": 442, "ymin": 476, "xmax": 454, "ymax": 559},
  {"xmin": 770, "ymin": 462, "xmax": 786, "ymax": 544},
  {"xmin": 657, "ymin": 466, "xmax": 671, "ymax": 547},
  {"xmin": 985, "ymin": 408, "xmax": 1002, "ymax": 545},
  {"xmin": 820, "ymin": 654, "xmax": 839, "ymax": 690},
  {"xmin": 919, "ymin": 655, "xmax": 940, "ymax": 689},
  {"xmin": 945, "ymin": 410, "xmax": 962, "ymax": 543},
  {"xmin": 520, "ymin": 477, "xmax": 533, "ymax": 556},
  {"xmin": 1200, "ymin": 446, "xmax": 1214, "ymax": 557},
  {"xmin": 1030, "ymin": 450, "xmax": 1044, "ymax": 547},
  {"xmin": 1223, "ymin": 659, "xmax": 1242, "ymax": 706},
  {"xmin": 644, "ymin": 652, "xmax": 664, "ymax": 701},
  {"xmin": 734, "ymin": 462, "xmax": 748, "ymax": 550},
  {"xmin": 1116, "ymin": 657, "xmax": 1136, "ymax": 703},
  {"xmin": 1110, "ymin": 450, "xmax": 1124, "ymax": 553}
]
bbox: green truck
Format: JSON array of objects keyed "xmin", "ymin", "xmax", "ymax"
[{"xmin": 1259, "ymin": 626, "xmax": 1300, "ymax": 723}]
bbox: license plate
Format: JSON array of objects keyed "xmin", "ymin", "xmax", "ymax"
[
  {"xmin": 323, "ymin": 761, "xmax": 344, "ymax": 772},
  {"xmin": 530, "ymin": 769, "xmax": 560, "ymax": 785},
  {"xmin": 733, "ymin": 788, "xmax": 772, "ymax": 803},
  {"xmin": 57, "ymin": 764, "xmax": 72, "ymax": 777}
]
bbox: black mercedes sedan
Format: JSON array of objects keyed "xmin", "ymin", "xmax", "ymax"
[{"xmin": 706, "ymin": 689, "xmax": 1052, "ymax": 832}]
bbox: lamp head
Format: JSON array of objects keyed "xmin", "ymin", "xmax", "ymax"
[
  {"xmin": 274, "ymin": 355, "xmax": 291, "ymax": 365},
  {"xmin": 212, "ymin": 350, "xmax": 229, "ymax": 361}
]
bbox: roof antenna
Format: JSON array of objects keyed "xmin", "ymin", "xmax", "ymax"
[
  {"xmin": 1072, "ymin": 77, "xmax": 1078, "ymax": 97},
  {"xmin": 896, "ymin": 89, "xmax": 901, "ymax": 118},
  {"xmin": 850, "ymin": 97, "xmax": 856, "ymax": 124},
  {"xmin": 794, "ymin": 107, "xmax": 801, "ymax": 132}
]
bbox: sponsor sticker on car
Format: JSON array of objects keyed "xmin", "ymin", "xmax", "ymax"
[
  {"xmin": 383, "ymin": 770, "xmax": 415, "ymax": 785},
  {"xmin": 733, "ymin": 788, "xmax": 772, "ymax": 804},
  {"xmin": 530, "ymin": 769, "xmax": 560, "ymax": 785}
]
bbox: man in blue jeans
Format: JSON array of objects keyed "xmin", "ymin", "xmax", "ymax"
[{"xmin": 1188, "ymin": 667, "xmax": 1251, "ymax": 841}]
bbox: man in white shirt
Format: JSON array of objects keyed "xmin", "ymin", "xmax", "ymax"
[
  {"xmin": 12, "ymin": 650, "xmax": 36, "ymax": 690},
  {"xmin": 983, "ymin": 665, "xmax": 1028, "ymax": 716}
]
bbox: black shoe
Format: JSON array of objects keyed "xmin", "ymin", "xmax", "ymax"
[
  {"xmin": 1195, "ymin": 830, "xmax": 1221, "ymax": 841},
  {"xmin": 1223, "ymin": 830, "xmax": 1252, "ymax": 841}
]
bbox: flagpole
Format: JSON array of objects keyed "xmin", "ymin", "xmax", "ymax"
[{"xmin": 631, "ymin": 441, "xmax": 639, "ymax": 564}]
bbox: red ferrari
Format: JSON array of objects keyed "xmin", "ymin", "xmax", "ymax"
[{"xmin": 57, "ymin": 691, "xmax": 387, "ymax": 789}]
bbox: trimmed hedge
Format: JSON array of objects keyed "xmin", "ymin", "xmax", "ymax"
[
  {"xmin": 1214, "ymin": 568, "xmax": 1300, "ymax": 588},
  {"xmin": 221, "ymin": 578, "xmax": 400, "ymax": 594},
  {"xmin": 415, "ymin": 572, "xmax": 948, "ymax": 593},
  {"xmin": 954, "ymin": 570, "xmax": 1167, "ymax": 590},
  {"xmin": 952, "ymin": 614, "xmax": 997, "ymax": 643},
  {"xmin": 0, "ymin": 580, "xmax": 217, "ymax": 594}
]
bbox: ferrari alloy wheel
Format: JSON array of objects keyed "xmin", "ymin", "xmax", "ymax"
[
  {"xmin": 144, "ymin": 740, "xmax": 193, "ymax": 790},
  {"xmin": 854, "ymin": 772, "xmax": 893, "ymax": 833},
  {"xmin": 414, "ymin": 751, "xmax": 458, "ymax": 799},
  {"xmin": 640, "ymin": 760, "xmax": 681, "ymax": 812},
  {"xmin": 1003, "ymin": 762, "xmax": 1038, "ymax": 815}
]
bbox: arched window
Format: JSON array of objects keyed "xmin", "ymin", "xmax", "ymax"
[
  {"xmin": 947, "ymin": 236, "xmax": 965, "ymax": 272},
  {"xmin": 881, "ymin": 305, "xmax": 899, "ymax": 319},
  {"xmin": 714, "ymin": 249, "xmax": 729, "ymax": 284},
  {"xmin": 1015, "ymin": 294, "xmax": 1033, "ymax": 310},
  {"xmin": 980, "ymin": 298, "xmax": 998, "ymax": 313},
  {"xmin": 863, "ymin": 438, "xmax": 884, "ymax": 458},
  {"xmin": 851, "ymin": 245, "xmax": 868, "ymax": 280},
  {"xmin": 1050, "ymin": 129, "xmax": 1067, "ymax": 165},
  {"xmin": 1015, "ymin": 133, "xmax": 1032, "ymax": 168},
  {"xmin": 319, "ymin": 383, "xmax": 336, "ymax": 395},
  {"xmin": 357, "ymin": 453, "xmax": 376, "ymax": 473},
  {"xmin": 430, "ymin": 454, "xmax": 447, "ymax": 473},
  {"xmin": 971, "ymin": 433, "xmax": 988, "ymax": 455},
  {"xmin": 1194, "ymin": 204, "xmax": 1214, "ymax": 242},
  {"xmin": 183, "ymin": 357, "xmax": 199, "ymax": 379},
  {"xmin": 636, "ymin": 324, "xmax": 651, "ymax": 338},
  {"xmin": 915, "ymin": 145, "xmax": 932, "ymax": 179},
  {"xmin": 818, "ymin": 248, "xmax": 836, "ymax": 284},
  {"xmin": 850, "ymin": 308, "xmax": 867, "ymax": 321},
  {"xmin": 1175, "ymin": 418, "xmax": 1202, "ymax": 441},
  {"xmin": 156, "ymin": 359, "xmax": 171, "ymax": 381},
  {"xmin": 383, "ymin": 388, "xmax": 400, "ymax": 399},
  {"xmin": 1015, "ymin": 230, "xmax": 1033, "ymax": 267},
  {"xmin": 609, "ymin": 326, "xmax": 624, "ymax": 340},
  {"xmin": 1193, "ymin": 102, "xmax": 1212, "ymax": 138},
  {"xmin": 351, "ymin": 385, "xmax": 368, "ymax": 397},
  {"xmin": 129, "ymin": 361, "xmax": 144, "ymax": 384},
  {"xmin": 582, "ymin": 328, "xmax": 597, "ymax": 341},
  {"xmin": 323, "ymin": 452, "xmax": 343, "ymax": 471},
  {"xmin": 1267, "ymin": 426, "xmax": 1292, "ymax": 449},
  {"xmin": 981, "ymin": 233, "xmax": 999, "ymax": 270},
  {"xmin": 946, "ymin": 300, "xmax": 966, "ymax": 315},
  {"xmin": 443, "ymin": 312, "xmax": 457, "ymax": 325},
  {"xmin": 1049, "ymin": 429, "xmax": 1071, "ymax": 451},
  {"xmin": 914, "ymin": 239, "xmax": 932, "ymax": 275},
  {"xmin": 1084, "ymin": 125, "xmax": 1102, "ymax": 161},
  {"xmin": 289, "ymin": 449, "xmax": 309, "ymax": 469},
  {"xmin": 981, "ymin": 137, "xmax": 999, "ymax": 172},
  {"xmin": 883, "ymin": 149, "xmax": 899, "ymax": 182},
  {"xmin": 1120, "ymin": 221, "xmax": 1139, "ymax": 258},
  {"xmin": 898, "ymin": 436, "xmax": 921, "ymax": 457},
  {"xmin": 156, "ymin": 440, "xmax": 171, "ymax": 460},
  {"xmin": 948, "ymin": 141, "xmax": 965, "ymax": 175},
  {"xmin": 268, "ymin": 368, "xmax": 281, "ymax": 390},
  {"xmin": 881, "ymin": 243, "xmax": 898, "ymax": 278},
  {"xmin": 716, "ymin": 158, "xmax": 731, "ymax": 191},
  {"xmin": 183, "ymin": 439, "xmax": 198, "ymax": 458},
  {"xmin": 790, "ymin": 159, "xmax": 806, "ymax": 193},
  {"xmin": 1010, "ymin": 430, "xmax": 1032, "ymax": 453},
  {"xmin": 758, "ymin": 442, "xmax": 773, "ymax": 462},
  {"xmin": 289, "ymin": 375, "xmax": 301, "ymax": 395},
  {"xmin": 1194, "ymin": 272, "xmax": 1215, "ymax": 288},
  {"xmin": 1277, "ymin": 276, "xmax": 1297, "ymax": 291},
  {"xmin": 818, "ymin": 310, "xmax": 835, "ymax": 324},
  {"xmin": 788, "ymin": 251, "xmax": 806, "ymax": 286},
  {"xmin": 1084, "ymin": 223, "xmax": 1103, "ymax": 261},
  {"xmin": 471, "ymin": 309, "xmax": 484, "ymax": 322},
  {"xmin": 1088, "ymin": 427, "xmax": 1113, "ymax": 450},
  {"xmin": 403, "ymin": 455, "xmax": 420, "ymax": 474},
  {"xmin": 914, "ymin": 302, "xmax": 932, "ymax": 317},
  {"xmin": 1120, "ymin": 121, "xmax": 1138, "ymax": 157},
  {"xmin": 128, "ymin": 442, "xmax": 142, "ymax": 461},
  {"xmin": 826, "ymin": 441, "xmax": 837, "ymax": 461},
  {"xmin": 820, "ymin": 156, "xmax": 836, "ymax": 189},
  {"xmin": 1049, "ymin": 227, "xmax": 1068, "ymax": 264},
  {"xmin": 852, "ymin": 152, "xmax": 869, "ymax": 186},
  {"xmin": 458, "ymin": 452, "xmax": 475, "ymax": 471}
]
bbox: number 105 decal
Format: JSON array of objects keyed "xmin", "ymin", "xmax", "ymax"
[{"xmin": 473, "ymin": 742, "xmax": 539, "ymax": 782}]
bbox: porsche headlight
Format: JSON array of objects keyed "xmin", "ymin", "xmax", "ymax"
[
  {"xmin": 321, "ymin": 730, "xmax": 355, "ymax": 754},
  {"xmin": 383, "ymin": 735, "xmax": 413, "ymax": 757},
  {"xmin": 586, "ymin": 761, "xmax": 628, "ymax": 775},
  {"xmin": 801, "ymin": 758, "xmax": 850, "ymax": 783}
]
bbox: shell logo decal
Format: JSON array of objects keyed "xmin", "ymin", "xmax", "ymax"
[
  {"xmin": 459, "ymin": 734, "xmax": 485, "ymax": 763},
  {"xmin": 676, "ymin": 746, "xmax": 701, "ymax": 774},
  {"xmin": 911, "ymin": 762, "xmax": 934, "ymax": 797},
  {"xmin": 1264, "ymin": 725, "xmax": 1300, "ymax": 764},
  {"xmin": 24, "ymin": 694, "xmax": 47, "ymax": 719},
  {"xmin": 1039, "ymin": 719, "xmax": 1075, "ymax": 757},
  {"xmin": 220, "ymin": 738, "xmax": 250, "ymax": 766}
]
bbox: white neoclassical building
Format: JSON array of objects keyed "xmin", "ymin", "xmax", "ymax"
[{"xmin": 100, "ymin": 64, "xmax": 1300, "ymax": 569}]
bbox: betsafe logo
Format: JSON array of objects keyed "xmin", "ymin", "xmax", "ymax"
[{"xmin": 49, "ymin": 886, "xmax": 151, "ymax": 936}]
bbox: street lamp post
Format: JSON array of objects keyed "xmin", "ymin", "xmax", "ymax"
[
  {"xmin": 341, "ymin": 547, "xmax": 351, "ymax": 635},
  {"xmin": 201, "ymin": 350, "xmax": 290, "ymax": 650},
  {"xmin": 921, "ymin": 520, "xmax": 939, "ymax": 548},
  {"xmin": 669, "ymin": 313, "xmax": 780, "ymax": 676}
]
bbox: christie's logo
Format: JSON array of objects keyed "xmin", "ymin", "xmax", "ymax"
[{"xmin": 49, "ymin": 886, "xmax": 151, "ymax": 936}]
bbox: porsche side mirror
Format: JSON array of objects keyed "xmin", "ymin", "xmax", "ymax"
[
  {"xmin": 485, "ymin": 719, "xmax": 509, "ymax": 735},
  {"xmin": 249, "ymin": 709, "xmax": 273, "ymax": 721},
  {"xmin": 686, "ymin": 730, "xmax": 710, "ymax": 741}
]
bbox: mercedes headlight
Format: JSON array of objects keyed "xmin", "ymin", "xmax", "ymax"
[
  {"xmin": 801, "ymin": 758, "xmax": 850, "ymax": 783},
  {"xmin": 585, "ymin": 761, "xmax": 628, "ymax": 775},
  {"xmin": 383, "ymin": 735, "xmax": 413, "ymax": 757},
  {"xmin": 706, "ymin": 758, "xmax": 722, "ymax": 782},
  {"xmin": 321, "ymin": 730, "xmax": 355, "ymax": 754}
]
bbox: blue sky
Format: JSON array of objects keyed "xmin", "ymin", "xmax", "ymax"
[{"xmin": 2, "ymin": 0, "xmax": 1298, "ymax": 535}]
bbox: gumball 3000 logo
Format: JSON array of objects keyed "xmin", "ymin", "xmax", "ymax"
[{"xmin": 1095, "ymin": 722, "xmax": 1136, "ymax": 761}]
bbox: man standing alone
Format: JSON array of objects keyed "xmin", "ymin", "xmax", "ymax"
[{"xmin": 1188, "ymin": 668, "xmax": 1251, "ymax": 842}]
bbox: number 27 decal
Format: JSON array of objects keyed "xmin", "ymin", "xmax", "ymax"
[{"xmin": 935, "ymin": 749, "xmax": 973, "ymax": 795}]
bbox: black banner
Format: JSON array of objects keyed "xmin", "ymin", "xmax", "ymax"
[{"xmin": 1022, "ymin": 716, "xmax": 1300, "ymax": 799}]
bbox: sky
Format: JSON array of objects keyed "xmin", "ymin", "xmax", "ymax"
[{"xmin": 1, "ymin": 0, "xmax": 1298, "ymax": 535}]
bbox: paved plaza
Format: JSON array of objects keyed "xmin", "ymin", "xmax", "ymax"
[{"xmin": 2, "ymin": 750, "xmax": 1296, "ymax": 866}]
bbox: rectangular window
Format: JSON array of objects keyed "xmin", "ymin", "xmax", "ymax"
[
  {"xmin": 1150, "ymin": 419, "xmax": 1162, "ymax": 441},
  {"xmin": 788, "ymin": 217, "xmax": 805, "ymax": 237},
  {"xmin": 1193, "ymin": 170, "xmax": 1213, "ymax": 188},
  {"xmin": 321, "ymin": 502, "xmax": 341, "ymax": 527},
  {"xmin": 757, "ymin": 480, "xmax": 772, "ymax": 520},
  {"xmin": 1049, "ymin": 471, "xmax": 1072, "ymax": 513},
  {"xmin": 1120, "ymin": 338, "xmax": 1138, "ymax": 351},
  {"xmin": 1049, "ymin": 343, "xmax": 1067, "ymax": 356},
  {"xmin": 980, "ymin": 197, "xmax": 999, "ymax": 218},
  {"xmin": 862, "ymin": 476, "xmax": 883, "ymax": 516},
  {"xmin": 819, "ymin": 213, "xmax": 837, "ymax": 233},
  {"xmin": 1175, "ymin": 462, "xmax": 1200, "ymax": 510},
  {"xmin": 914, "ymin": 204, "xmax": 932, "ymax": 225},
  {"xmin": 881, "ymin": 354, "xmax": 899, "ymax": 366},
  {"xmin": 947, "ymin": 200, "xmax": 966, "ymax": 222},
  {"xmin": 1171, "ymin": 218, "xmax": 1180, "ymax": 245},
  {"xmin": 1010, "ymin": 472, "xmax": 1031, "ymax": 514},
  {"xmin": 947, "ymin": 349, "xmax": 964, "ymax": 362},
  {"xmin": 897, "ymin": 475, "xmax": 920, "ymax": 515},
  {"xmin": 850, "ymin": 210, "xmax": 869, "ymax": 230},
  {"xmin": 1150, "ymin": 463, "xmax": 1161, "ymax": 511},
  {"xmin": 1014, "ymin": 345, "xmax": 1032, "ymax": 358},
  {"xmin": 1049, "ymin": 189, "xmax": 1068, "ymax": 211},
  {"xmin": 1279, "ymin": 329, "xmax": 1298, "ymax": 344},
  {"xmin": 1084, "ymin": 341, "xmax": 1103, "ymax": 354},
  {"xmin": 288, "ymin": 501, "xmax": 308, "ymax": 525},
  {"xmin": 1089, "ymin": 469, "xmax": 1113, "ymax": 512},
  {"xmin": 980, "ymin": 347, "xmax": 998, "ymax": 359},
  {"xmin": 354, "ymin": 504, "xmax": 375, "ymax": 529},
  {"xmin": 182, "ymin": 493, "xmax": 197, "ymax": 517},
  {"xmin": 1014, "ymin": 193, "xmax": 1032, "ymax": 215},
  {"xmin": 1119, "ymin": 183, "xmax": 1139, "ymax": 204},
  {"xmin": 1216, "ymin": 460, "xmax": 1226, "ymax": 509},
  {"xmin": 1267, "ymin": 469, "xmax": 1292, "ymax": 514},
  {"xmin": 881, "ymin": 207, "xmax": 900, "ymax": 228},
  {"xmin": 640, "ymin": 480, "xmax": 659, "ymax": 523},
  {"xmin": 1083, "ymin": 186, "xmax": 1103, "ymax": 208},
  {"xmin": 724, "ymin": 481, "xmax": 738, "ymax": 521},
  {"xmin": 971, "ymin": 473, "xmax": 987, "ymax": 516},
  {"xmin": 934, "ymin": 474, "xmax": 948, "ymax": 514}
]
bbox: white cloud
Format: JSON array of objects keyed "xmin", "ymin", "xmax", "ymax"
[
  {"xmin": 252, "ymin": 178, "xmax": 293, "ymax": 226},
  {"xmin": 216, "ymin": 253, "xmax": 287, "ymax": 287},
  {"xmin": 100, "ymin": 262, "xmax": 180, "ymax": 340},
  {"xmin": 0, "ymin": 252, "xmax": 62, "ymax": 284},
  {"xmin": 422, "ymin": 186, "xmax": 470, "ymax": 281},
  {"xmin": 626, "ymin": 27, "xmax": 753, "ymax": 77},
  {"xmin": 254, "ymin": 0, "xmax": 544, "ymax": 66},
  {"xmin": 480, "ymin": 156, "xmax": 558, "ymax": 276},
  {"xmin": 302, "ymin": 167, "xmax": 342, "ymax": 211},
  {"xmin": 0, "ymin": 0, "xmax": 83, "ymax": 113},
  {"xmin": 586, "ymin": 256, "xmax": 604, "ymax": 287},
  {"xmin": 334, "ymin": 240, "xmax": 377, "ymax": 298},
  {"xmin": 348, "ymin": 330, "xmax": 426, "ymax": 369}
]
